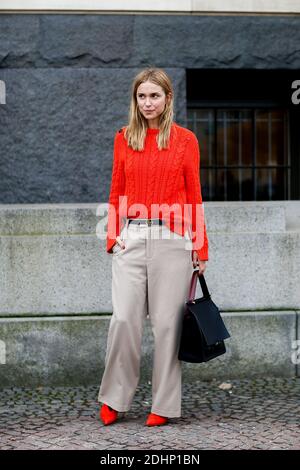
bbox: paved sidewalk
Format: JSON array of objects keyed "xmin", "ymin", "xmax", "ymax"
[{"xmin": 0, "ymin": 377, "xmax": 299, "ymax": 450}]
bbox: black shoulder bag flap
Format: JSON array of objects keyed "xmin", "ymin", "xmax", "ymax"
[
  {"xmin": 178, "ymin": 270, "xmax": 231, "ymax": 363},
  {"xmin": 186, "ymin": 271, "xmax": 231, "ymax": 345}
]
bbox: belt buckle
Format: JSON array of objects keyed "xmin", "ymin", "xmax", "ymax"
[{"xmin": 147, "ymin": 220, "xmax": 152, "ymax": 226}]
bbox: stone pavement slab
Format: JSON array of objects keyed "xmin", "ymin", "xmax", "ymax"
[{"xmin": 0, "ymin": 378, "xmax": 299, "ymax": 450}]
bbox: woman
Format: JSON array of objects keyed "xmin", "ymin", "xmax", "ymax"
[{"xmin": 98, "ymin": 67, "xmax": 209, "ymax": 427}]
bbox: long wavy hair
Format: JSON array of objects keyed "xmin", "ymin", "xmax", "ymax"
[{"xmin": 124, "ymin": 67, "xmax": 175, "ymax": 151}]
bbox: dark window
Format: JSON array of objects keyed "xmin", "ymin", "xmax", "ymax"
[
  {"xmin": 187, "ymin": 107, "xmax": 290, "ymax": 201},
  {"xmin": 186, "ymin": 69, "xmax": 300, "ymax": 201}
]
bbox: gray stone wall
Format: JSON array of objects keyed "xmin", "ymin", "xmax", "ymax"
[
  {"xmin": 0, "ymin": 201, "xmax": 299, "ymax": 386},
  {"xmin": 1, "ymin": 14, "xmax": 300, "ymax": 203}
]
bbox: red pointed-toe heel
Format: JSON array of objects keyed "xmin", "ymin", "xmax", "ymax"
[
  {"xmin": 99, "ymin": 403, "xmax": 118, "ymax": 425},
  {"xmin": 145, "ymin": 412, "xmax": 169, "ymax": 426}
]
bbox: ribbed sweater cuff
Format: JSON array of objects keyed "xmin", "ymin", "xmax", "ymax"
[
  {"xmin": 193, "ymin": 247, "xmax": 209, "ymax": 262},
  {"xmin": 107, "ymin": 237, "xmax": 117, "ymax": 254}
]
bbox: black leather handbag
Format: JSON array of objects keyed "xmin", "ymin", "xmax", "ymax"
[{"xmin": 178, "ymin": 270, "xmax": 231, "ymax": 363}]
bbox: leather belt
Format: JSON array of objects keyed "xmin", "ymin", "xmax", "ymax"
[{"xmin": 127, "ymin": 218, "xmax": 164, "ymax": 226}]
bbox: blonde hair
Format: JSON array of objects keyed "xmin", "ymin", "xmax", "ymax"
[{"xmin": 124, "ymin": 67, "xmax": 174, "ymax": 151}]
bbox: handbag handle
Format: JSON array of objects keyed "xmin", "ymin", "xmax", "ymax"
[{"xmin": 188, "ymin": 270, "xmax": 210, "ymax": 301}]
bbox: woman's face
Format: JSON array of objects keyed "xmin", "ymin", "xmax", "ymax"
[{"xmin": 136, "ymin": 81, "xmax": 171, "ymax": 126}]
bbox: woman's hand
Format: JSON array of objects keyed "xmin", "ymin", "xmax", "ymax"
[
  {"xmin": 116, "ymin": 235, "xmax": 126, "ymax": 249},
  {"xmin": 192, "ymin": 251, "xmax": 207, "ymax": 274}
]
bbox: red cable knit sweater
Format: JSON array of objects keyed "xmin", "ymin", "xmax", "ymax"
[{"xmin": 106, "ymin": 121, "xmax": 209, "ymax": 261}]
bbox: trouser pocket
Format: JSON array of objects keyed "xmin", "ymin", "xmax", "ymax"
[
  {"xmin": 112, "ymin": 226, "xmax": 127, "ymax": 256},
  {"xmin": 112, "ymin": 243, "xmax": 123, "ymax": 255}
]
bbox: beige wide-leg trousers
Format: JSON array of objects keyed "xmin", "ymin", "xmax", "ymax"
[{"xmin": 98, "ymin": 219, "xmax": 194, "ymax": 418}]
